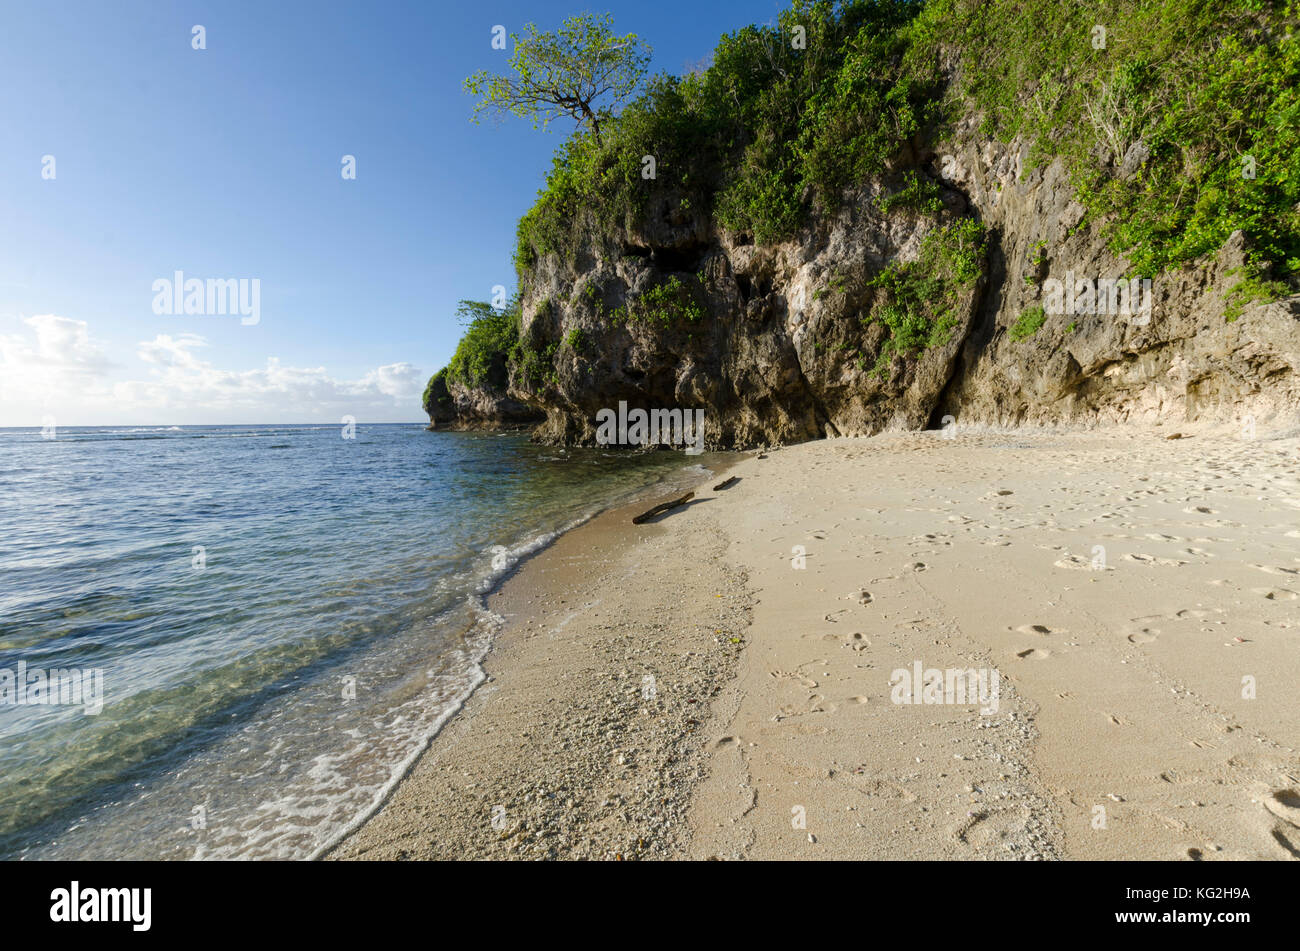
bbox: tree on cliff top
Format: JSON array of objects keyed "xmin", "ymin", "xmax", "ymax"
[
  {"xmin": 445, "ymin": 300, "xmax": 519, "ymax": 388},
  {"xmin": 463, "ymin": 13, "xmax": 651, "ymax": 144}
]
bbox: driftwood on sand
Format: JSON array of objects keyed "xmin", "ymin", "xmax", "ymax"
[
  {"xmin": 712, "ymin": 476, "xmax": 739, "ymax": 491},
  {"xmin": 632, "ymin": 492, "xmax": 695, "ymax": 524}
]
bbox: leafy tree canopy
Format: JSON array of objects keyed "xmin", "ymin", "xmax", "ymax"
[
  {"xmin": 444, "ymin": 300, "xmax": 519, "ymax": 387},
  {"xmin": 464, "ymin": 13, "xmax": 651, "ymax": 143}
]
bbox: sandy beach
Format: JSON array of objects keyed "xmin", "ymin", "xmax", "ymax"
[{"xmin": 333, "ymin": 423, "xmax": 1300, "ymax": 861}]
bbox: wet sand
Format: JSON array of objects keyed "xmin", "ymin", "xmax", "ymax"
[{"xmin": 328, "ymin": 463, "xmax": 750, "ymax": 859}]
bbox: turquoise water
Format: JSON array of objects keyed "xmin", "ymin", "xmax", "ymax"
[{"xmin": 0, "ymin": 424, "xmax": 726, "ymax": 859}]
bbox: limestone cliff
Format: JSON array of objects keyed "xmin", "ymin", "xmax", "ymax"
[
  {"xmin": 422, "ymin": 364, "xmax": 543, "ymax": 432},
  {"xmin": 478, "ymin": 144, "xmax": 1299, "ymax": 448},
  {"xmin": 427, "ymin": 1, "xmax": 1300, "ymax": 448}
]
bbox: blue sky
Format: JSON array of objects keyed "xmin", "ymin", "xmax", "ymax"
[{"xmin": 0, "ymin": 0, "xmax": 782, "ymax": 425}]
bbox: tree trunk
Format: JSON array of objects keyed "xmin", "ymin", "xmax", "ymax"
[{"xmin": 580, "ymin": 101, "xmax": 602, "ymax": 145}]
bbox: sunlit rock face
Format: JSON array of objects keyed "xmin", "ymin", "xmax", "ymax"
[{"xmin": 440, "ymin": 128, "xmax": 1300, "ymax": 449}]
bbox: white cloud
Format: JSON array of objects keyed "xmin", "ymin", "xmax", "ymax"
[
  {"xmin": 20, "ymin": 314, "xmax": 112, "ymax": 370},
  {"xmin": 117, "ymin": 333, "xmax": 422, "ymax": 416},
  {"xmin": 0, "ymin": 316, "xmax": 424, "ymax": 425},
  {"xmin": 0, "ymin": 313, "xmax": 112, "ymax": 388},
  {"xmin": 0, "ymin": 315, "xmax": 117, "ymax": 423},
  {"xmin": 136, "ymin": 333, "xmax": 207, "ymax": 369},
  {"xmin": 358, "ymin": 362, "xmax": 425, "ymax": 399}
]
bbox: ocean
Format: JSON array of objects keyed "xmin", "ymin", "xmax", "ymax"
[{"xmin": 0, "ymin": 423, "xmax": 727, "ymax": 859}]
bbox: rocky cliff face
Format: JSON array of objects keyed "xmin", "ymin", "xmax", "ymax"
[
  {"xmin": 932, "ymin": 121, "xmax": 1300, "ymax": 430},
  {"xmin": 440, "ymin": 130, "xmax": 1300, "ymax": 448},
  {"xmin": 513, "ymin": 193, "xmax": 976, "ymax": 447},
  {"xmin": 422, "ymin": 359, "xmax": 543, "ymax": 432}
]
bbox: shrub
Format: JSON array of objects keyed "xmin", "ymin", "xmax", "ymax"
[
  {"xmin": 565, "ymin": 327, "xmax": 589, "ymax": 352},
  {"xmin": 864, "ymin": 218, "xmax": 987, "ymax": 373},
  {"xmin": 421, "ymin": 367, "xmax": 450, "ymax": 415},
  {"xmin": 923, "ymin": 0, "xmax": 1300, "ymax": 287},
  {"xmin": 445, "ymin": 300, "xmax": 519, "ymax": 387},
  {"xmin": 877, "ymin": 171, "xmax": 945, "ymax": 213},
  {"xmin": 618, "ymin": 275, "xmax": 705, "ymax": 326},
  {"xmin": 1010, "ymin": 305, "xmax": 1047, "ymax": 341}
]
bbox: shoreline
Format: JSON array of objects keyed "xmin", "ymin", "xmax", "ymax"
[
  {"xmin": 328, "ymin": 456, "xmax": 749, "ymax": 860},
  {"xmin": 333, "ymin": 423, "xmax": 1300, "ymax": 861}
]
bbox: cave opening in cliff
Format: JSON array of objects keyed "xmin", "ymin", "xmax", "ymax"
[{"xmin": 649, "ymin": 243, "xmax": 709, "ymax": 275}]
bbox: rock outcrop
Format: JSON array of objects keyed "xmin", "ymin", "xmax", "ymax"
[
  {"xmin": 422, "ymin": 364, "xmax": 543, "ymax": 432},
  {"xmin": 930, "ymin": 126, "xmax": 1300, "ymax": 429},
  {"xmin": 432, "ymin": 136, "xmax": 1300, "ymax": 449}
]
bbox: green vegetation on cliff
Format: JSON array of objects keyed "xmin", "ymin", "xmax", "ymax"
[
  {"xmin": 421, "ymin": 368, "xmax": 449, "ymax": 417},
  {"xmin": 937, "ymin": 0, "xmax": 1300, "ymax": 280},
  {"xmin": 424, "ymin": 301, "xmax": 521, "ymax": 412},
  {"xmin": 515, "ymin": 0, "xmax": 931, "ymax": 264},
  {"xmin": 431, "ymin": 0, "xmax": 1299, "ymax": 418},
  {"xmin": 865, "ymin": 218, "xmax": 987, "ymax": 374},
  {"xmin": 445, "ymin": 300, "xmax": 519, "ymax": 387},
  {"xmin": 613, "ymin": 275, "xmax": 706, "ymax": 326},
  {"xmin": 1010, "ymin": 305, "xmax": 1048, "ymax": 342},
  {"xmin": 514, "ymin": 0, "xmax": 1299, "ymax": 282}
]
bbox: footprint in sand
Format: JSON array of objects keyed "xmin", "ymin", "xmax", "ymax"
[
  {"xmin": 1125, "ymin": 553, "xmax": 1189, "ymax": 567},
  {"xmin": 1252, "ymin": 587, "xmax": 1299, "ymax": 601},
  {"xmin": 954, "ymin": 805, "xmax": 1032, "ymax": 850},
  {"xmin": 1015, "ymin": 647, "xmax": 1051, "ymax": 660},
  {"xmin": 913, "ymin": 531, "xmax": 953, "ymax": 543},
  {"xmin": 1253, "ymin": 564, "xmax": 1300, "ymax": 576},
  {"xmin": 980, "ymin": 489, "xmax": 1015, "ymax": 501},
  {"xmin": 1264, "ymin": 789, "xmax": 1300, "ymax": 828},
  {"xmin": 1013, "ymin": 623, "xmax": 1059, "ymax": 636},
  {"xmin": 1054, "ymin": 554, "xmax": 1111, "ymax": 570},
  {"xmin": 773, "ymin": 694, "xmax": 834, "ymax": 721},
  {"xmin": 1127, "ymin": 628, "xmax": 1160, "ymax": 644},
  {"xmin": 818, "ymin": 630, "xmax": 871, "ymax": 650},
  {"xmin": 1183, "ymin": 505, "xmax": 1216, "ymax": 515},
  {"xmin": 769, "ymin": 669, "xmax": 819, "ymax": 688},
  {"xmin": 1269, "ymin": 825, "xmax": 1300, "ymax": 859},
  {"xmin": 845, "ymin": 631, "xmax": 871, "ymax": 651},
  {"xmin": 1252, "ymin": 790, "xmax": 1300, "ymax": 858},
  {"xmin": 909, "ymin": 562, "xmax": 929, "ymax": 572}
]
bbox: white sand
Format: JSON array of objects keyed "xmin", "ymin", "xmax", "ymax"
[
  {"xmin": 336, "ymin": 423, "xmax": 1300, "ymax": 860},
  {"xmin": 689, "ymin": 424, "xmax": 1300, "ymax": 859}
]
